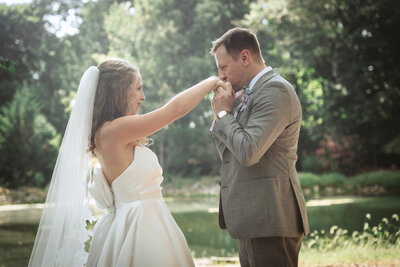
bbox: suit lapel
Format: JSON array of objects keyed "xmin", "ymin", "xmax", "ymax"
[{"xmin": 235, "ymin": 69, "xmax": 279, "ymax": 121}]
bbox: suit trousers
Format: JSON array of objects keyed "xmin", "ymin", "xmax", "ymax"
[{"xmin": 238, "ymin": 234, "xmax": 303, "ymax": 267}]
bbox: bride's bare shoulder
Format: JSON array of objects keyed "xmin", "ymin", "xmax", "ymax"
[
  {"xmin": 98, "ymin": 116, "xmax": 135, "ymax": 135},
  {"xmin": 95, "ymin": 116, "xmax": 140, "ymax": 147},
  {"xmin": 96, "ymin": 111, "xmax": 171, "ymax": 146}
]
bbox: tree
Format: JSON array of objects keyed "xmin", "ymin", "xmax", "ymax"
[
  {"xmin": 244, "ymin": 0, "xmax": 400, "ymax": 173},
  {"xmin": 0, "ymin": 0, "xmax": 83, "ymax": 187},
  {"xmin": 0, "ymin": 3, "xmax": 47, "ymax": 106},
  {"xmin": 0, "ymin": 85, "xmax": 59, "ymax": 188}
]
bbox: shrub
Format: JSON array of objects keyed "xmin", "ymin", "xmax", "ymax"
[
  {"xmin": 298, "ymin": 172, "xmax": 346, "ymax": 189},
  {"xmin": 298, "ymin": 173, "xmax": 320, "ymax": 188},
  {"xmin": 0, "ymin": 85, "xmax": 59, "ymax": 188},
  {"xmin": 315, "ymin": 135, "xmax": 363, "ymax": 175},
  {"xmin": 301, "ymin": 154, "xmax": 325, "ymax": 174},
  {"xmin": 319, "ymin": 172, "xmax": 346, "ymax": 187},
  {"xmin": 346, "ymin": 170, "xmax": 400, "ymax": 188}
]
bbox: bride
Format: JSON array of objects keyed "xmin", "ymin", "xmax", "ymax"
[{"xmin": 28, "ymin": 58, "xmax": 225, "ymax": 267}]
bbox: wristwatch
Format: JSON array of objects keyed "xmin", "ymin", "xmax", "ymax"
[{"xmin": 217, "ymin": 110, "xmax": 232, "ymax": 119}]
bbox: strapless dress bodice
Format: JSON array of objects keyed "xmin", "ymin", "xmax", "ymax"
[{"xmin": 89, "ymin": 145, "xmax": 163, "ymax": 211}]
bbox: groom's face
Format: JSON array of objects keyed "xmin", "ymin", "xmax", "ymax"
[{"xmin": 214, "ymin": 45, "xmax": 246, "ymax": 92}]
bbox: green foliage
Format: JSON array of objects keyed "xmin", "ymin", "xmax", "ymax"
[
  {"xmin": 384, "ymin": 135, "xmax": 400, "ymax": 155},
  {"xmin": 319, "ymin": 173, "xmax": 346, "ymax": 187},
  {"xmin": 0, "ymin": 1, "xmax": 79, "ymax": 132},
  {"xmin": 298, "ymin": 173, "xmax": 320, "ymax": 188},
  {"xmin": 152, "ymin": 125, "xmax": 220, "ymax": 177},
  {"xmin": 0, "ymin": 85, "xmax": 59, "ymax": 188},
  {"xmin": 295, "ymin": 68, "xmax": 325, "ymax": 147},
  {"xmin": 299, "ymin": 170, "xmax": 400, "ymax": 192},
  {"xmin": 347, "ymin": 170, "xmax": 400, "ymax": 188},
  {"xmin": 299, "ymin": 172, "xmax": 346, "ymax": 189},
  {"xmin": 300, "ymin": 154, "xmax": 324, "ymax": 174},
  {"xmin": 304, "ymin": 213, "xmax": 400, "ymax": 250},
  {"xmin": 0, "ymin": 3, "xmax": 43, "ymax": 106}
]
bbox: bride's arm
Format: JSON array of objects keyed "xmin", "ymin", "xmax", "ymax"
[{"xmin": 102, "ymin": 77, "xmax": 223, "ymax": 144}]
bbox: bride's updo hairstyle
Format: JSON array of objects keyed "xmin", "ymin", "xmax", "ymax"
[{"xmin": 90, "ymin": 58, "xmax": 145, "ymax": 153}]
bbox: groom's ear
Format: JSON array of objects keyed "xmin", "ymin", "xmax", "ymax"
[{"xmin": 240, "ymin": 50, "xmax": 250, "ymax": 65}]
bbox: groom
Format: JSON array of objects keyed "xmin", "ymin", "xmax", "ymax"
[{"xmin": 210, "ymin": 28, "xmax": 310, "ymax": 267}]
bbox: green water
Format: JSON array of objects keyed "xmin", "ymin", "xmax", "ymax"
[
  {"xmin": 172, "ymin": 196, "xmax": 400, "ymax": 258},
  {"xmin": 1, "ymin": 196, "xmax": 399, "ymax": 266}
]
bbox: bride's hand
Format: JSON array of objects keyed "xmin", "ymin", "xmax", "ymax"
[
  {"xmin": 214, "ymin": 81, "xmax": 234, "ymax": 97},
  {"xmin": 215, "ymin": 79, "xmax": 227, "ymax": 90},
  {"xmin": 205, "ymin": 77, "xmax": 226, "ymax": 92}
]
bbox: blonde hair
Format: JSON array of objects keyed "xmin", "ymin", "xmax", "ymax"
[{"xmin": 90, "ymin": 58, "xmax": 150, "ymax": 153}]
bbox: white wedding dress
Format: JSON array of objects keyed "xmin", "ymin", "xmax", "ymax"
[{"xmin": 87, "ymin": 145, "xmax": 195, "ymax": 267}]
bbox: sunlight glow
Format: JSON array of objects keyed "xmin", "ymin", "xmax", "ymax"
[
  {"xmin": 0, "ymin": 0, "xmax": 32, "ymax": 5},
  {"xmin": 306, "ymin": 198, "xmax": 356, "ymax": 207},
  {"xmin": 1, "ymin": 0, "xmax": 81, "ymax": 38}
]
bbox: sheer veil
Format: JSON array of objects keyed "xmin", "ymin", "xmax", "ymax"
[{"xmin": 28, "ymin": 66, "xmax": 99, "ymax": 267}]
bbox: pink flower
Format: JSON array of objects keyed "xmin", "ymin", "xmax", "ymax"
[
  {"xmin": 235, "ymin": 88, "xmax": 253, "ymax": 114},
  {"xmin": 235, "ymin": 90, "xmax": 248, "ymax": 103}
]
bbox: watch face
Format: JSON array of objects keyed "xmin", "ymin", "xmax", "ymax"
[{"xmin": 218, "ymin": 110, "xmax": 227, "ymax": 118}]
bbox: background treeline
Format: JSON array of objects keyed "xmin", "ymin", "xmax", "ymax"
[{"xmin": 1, "ymin": 0, "xmax": 399, "ymax": 188}]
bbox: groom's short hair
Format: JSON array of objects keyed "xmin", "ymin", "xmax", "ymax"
[{"xmin": 210, "ymin": 27, "xmax": 263, "ymax": 62}]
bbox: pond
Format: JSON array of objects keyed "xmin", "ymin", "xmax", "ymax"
[
  {"xmin": 0, "ymin": 195, "xmax": 399, "ymax": 266},
  {"xmin": 170, "ymin": 195, "xmax": 400, "ymax": 258}
]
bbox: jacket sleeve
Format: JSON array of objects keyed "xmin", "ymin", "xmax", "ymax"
[
  {"xmin": 211, "ymin": 81, "xmax": 292, "ymax": 167},
  {"xmin": 210, "ymin": 128, "xmax": 226, "ymax": 161}
]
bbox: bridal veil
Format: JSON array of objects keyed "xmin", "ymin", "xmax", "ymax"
[{"xmin": 28, "ymin": 66, "xmax": 99, "ymax": 266}]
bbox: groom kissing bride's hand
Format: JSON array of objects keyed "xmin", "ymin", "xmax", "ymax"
[{"xmin": 212, "ymin": 81, "xmax": 235, "ymax": 122}]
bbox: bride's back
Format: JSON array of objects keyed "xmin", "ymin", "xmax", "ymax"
[{"xmin": 94, "ymin": 121, "xmax": 138, "ymax": 185}]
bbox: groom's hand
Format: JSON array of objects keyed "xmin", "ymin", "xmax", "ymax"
[{"xmin": 211, "ymin": 82, "xmax": 235, "ymax": 121}]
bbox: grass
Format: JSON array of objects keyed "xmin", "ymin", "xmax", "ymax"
[
  {"xmin": 299, "ymin": 213, "xmax": 400, "ymax": 266},
  {"xmin": 299, "ymin": 245, "xmax": 400, "ymax": 266},
  {"xmin": 194, "ymin": 213, "xmax": 400, "ymax": 266},
  {"xmin": 194, "ymin": 238, "xmax": 400, "ymax": 266}
]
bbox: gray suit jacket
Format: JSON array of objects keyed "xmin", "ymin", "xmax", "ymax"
[{"xmin": 211, "ymin": 69, "xmax": 310, "ymax": 239}]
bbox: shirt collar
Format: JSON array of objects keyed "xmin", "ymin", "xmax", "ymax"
[{"xmin": 248, "ymin": 66, "xmax": 272, "ymax": 92}]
